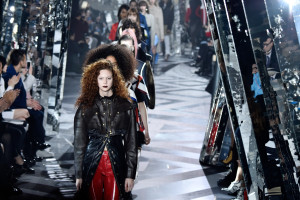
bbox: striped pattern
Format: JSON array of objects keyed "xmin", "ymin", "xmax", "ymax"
[{"xmin": 132, "ymin": 59, "xmax": 232, "ymax": 199}]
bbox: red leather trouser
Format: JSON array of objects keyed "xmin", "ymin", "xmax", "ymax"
[{"xmin": 89, "ymin": 151, "xmax": 120, "ymax": 200}]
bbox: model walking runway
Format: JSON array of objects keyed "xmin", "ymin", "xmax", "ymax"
[{"xmin": 6, "ymin": 55, "xmax": 234, "ymax": 200}]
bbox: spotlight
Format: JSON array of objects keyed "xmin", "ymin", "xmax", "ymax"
[
  {"xmin": 81, "ymin": 1, "xmax": 88, "ymax": 9},
  {"xmin": 9, "ymin": 6, "xmax": 15, "ymax": 12}
]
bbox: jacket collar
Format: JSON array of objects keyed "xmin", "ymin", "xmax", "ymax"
[
  {"xmin": 98, "ymin": 93, "xmax": 115, "ymax": 100},
  {"xmin": 7, "ymin": 64, "xmax": 18, "ymax": 75},
  {"xmin": 95, "ymin": 94, "xmax": 116, "ymax": 108}
]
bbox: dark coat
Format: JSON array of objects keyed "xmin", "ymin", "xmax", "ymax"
[
  {"xmin": 159, "ymin": 0, "xmax": 174, "ymax": 31},
  {"xmin": 2, "ymin": 65, "xmax": 27, "ymax": 109},
  {"xmin": 74, "ymin": 95, "xmax": 137, "ymax": 199}
]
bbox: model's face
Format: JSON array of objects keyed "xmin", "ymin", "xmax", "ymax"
[
  {"xmin": 120, "ymin": 9, "xmax": 128, "ymax": 20},
  {"xmin": 128, "ymin": 13, "xmax": 137, "ymax": 23},
  {"xmin": 98, "ymin": 69, "xmax": 113, "ymax": 95},
  {"xmin": 130, "ymin": 2, "xmax": 137, "ymax": 8},
  {"xmin": 139, "ymin": 5, "xmax": 146, "ymax": 13},
  {"xmin": 106, "ymin": 56, "xmax": 117, "ymax": 66},
  {"xmin": 263, "ymin": 38, "xmax": 273, "ymax": 53}
]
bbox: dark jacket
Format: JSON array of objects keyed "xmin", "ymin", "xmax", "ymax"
[
  {"xmin": 159, "ymin": 0, "xmax": 174, "ymax": 31},
  {"xmin": 74, "ymin": 94, "xmax": 137, "ymax": 199},
  {"xmin": 2, "ymin": 65, "xmax": 27, "ymax": 109}
]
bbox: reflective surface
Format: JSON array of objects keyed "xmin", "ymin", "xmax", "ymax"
[
  {"xmin": 203, "ymin": 0, "xmax": 300, "ymax": 198},
  {"xmin": 204, "ymin": 0, "xmax": 255, "ymax": 195},
  {"xmin": 0, "ymin": 0, "xmax": 72, "ymax": 131}
]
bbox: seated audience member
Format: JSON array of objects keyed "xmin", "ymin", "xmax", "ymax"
[
  {"xmin": 1, "ymin": 58, "xmax": 33, "ymax": 174},
  {"xmin": 20, "ymin": 62, "xmax": 36, "ymax": 99},
  {"xmin": 2, "ymin": 49, "xmax": 50, "ymax": 165},
  {"xmin": 0, "ymin": 89, "xmax": 23, "ymax": 197}
]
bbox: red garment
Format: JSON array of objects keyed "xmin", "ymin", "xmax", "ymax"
[
  {"xmin": 185, "ymin": 7, "xmax": 211, "ymax": 38},
  {"xmin": 109, "ymin": 23, "xmax": 119, "ymax": 41},
  {"xmin": 89, "ymin": 151, "xmax": 120, "ymax": 200},
  {"xmin": 206, "ymin": 122, "xmax": 219, "ymax": 154},
  {"xmin": 184, "ymin": 7, "xmax": 202, "ymax": 23},
  {"xmin": 200, "ymin": 7, "xmax": 212, "ymax": 38}
]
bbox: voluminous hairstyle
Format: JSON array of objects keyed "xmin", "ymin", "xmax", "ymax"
[
  {"xmin": 122, "ymin": 19, "xmax": 141, "ymax": 40},
  {"xmin": 75, "ymin": 59, "xmax": 130, "ymax": 108},
  {"xmin": 82, "ymin": 44, "xmax": 136, "ymax": 82},
  {"xmin": 7, "ymin": 49, "xmax": 26, "ymax": 66}
]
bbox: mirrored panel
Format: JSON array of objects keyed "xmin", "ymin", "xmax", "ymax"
[
  {"xmin": 204, "ymin": 0, "xmax": 300, "ymax": 198},
  {"xmin": 241, "ymin": 0, "xmax": 300, "ymax": 197},
  {"xmin": 0, "ymin": 0, "xmax": 72, "ymax": 131},
  {"xmin": 265, "ymin": 0, "xmax": 300, "ymax": 154},
  {"xmin": 204, "ymin": 0, "xmax": 254, "ymax": 194}
]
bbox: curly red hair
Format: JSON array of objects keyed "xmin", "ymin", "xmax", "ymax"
[{"xmin": 75, "ymin": 59, "xmax": 130, "ymax": 108}]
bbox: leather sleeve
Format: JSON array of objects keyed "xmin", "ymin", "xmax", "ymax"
[
  {"xmin": 74, "ymin": 105, "xmax": 88, "ymax": 179},
  {"xmin": 124, "ymin": 108, "xmax": 138, "ymax": 179}
]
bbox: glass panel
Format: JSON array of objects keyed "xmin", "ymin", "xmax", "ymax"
[
  {"xmin": 0, "ymin": 0, "xmax": 72, "ymax": 131},
  {"xmin": 204, "ymin": 0, "xmax": 254, "ymax": 194},
  {"xmin": 242, "ymin": 0, "xmax": 300, "ymax": 197}
]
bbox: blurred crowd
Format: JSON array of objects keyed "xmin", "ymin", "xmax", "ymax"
[{"xmin": 67, "ymin": 0, "xmax": 213, "ymax": 75}]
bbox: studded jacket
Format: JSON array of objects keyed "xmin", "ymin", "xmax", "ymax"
[{"xmin": 74, "ymin": 94, "xmax": 137, "ymax": 198}]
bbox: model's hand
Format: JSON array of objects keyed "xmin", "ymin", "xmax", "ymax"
[
  {"xmin": 76, "ymin": 178, "xmax": 82, "ymax": 191},
  {"xmin": 8, "ymin": 74, "xmax": 20, "ymax": 88},
  {"xmin": 125, "ymin": 178, "xmax": 134, "ymax": 192},
  {"xmin": 144, "ymin": 131, "xmax": 151, "ymax": 145},
  {"xmin": 151, "ymin": 46, "xmax": 157, "ymax": 55},
  {"xmin": 13, "ymin": 109, "xmax": 30, "ymax": 120}
]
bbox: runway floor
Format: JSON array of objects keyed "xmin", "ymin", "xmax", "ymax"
[{"xmin": 8, "ymin": 54, "xmax": 234, "ymax": 200}]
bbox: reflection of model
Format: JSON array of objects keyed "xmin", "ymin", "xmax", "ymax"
[
  {"xmin": 74, "ymin": 60, "xmax": 137, "ymax": 199},
  {"xmin": 159, "ymin": 0, "xmax": 174, "ymax": 61}
]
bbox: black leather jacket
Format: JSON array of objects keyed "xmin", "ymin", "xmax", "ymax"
[{"xmin": 74, "ymin": 95, "xmax": 137, "ymax": 198}]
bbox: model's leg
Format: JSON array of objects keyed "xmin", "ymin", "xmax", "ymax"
[
  {"xmin": 164, "ymin": 35, "xmax": 171, "ymax": 61},
  {"xmin": 89, "ymin": 154, "xmax": 105, "ymax": 200},
  {"xmin": 103, "ymin": 151, "xmax": 119, "ymax": 200}
]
